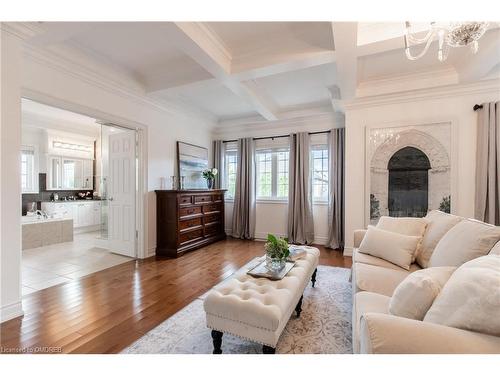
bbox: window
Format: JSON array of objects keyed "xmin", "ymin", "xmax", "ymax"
[
  {"xmin": 311, "ymin": 146, "xmax": 329, "ymax": 201},
  {"xmin": 256, "ymin": 149, "xmax": 289, "ymax": 200},
  {"xmin": 21, "ymin": 146, "xmax": 35, "ymax": 193},
  {"xmin": 224, "ymin": 150, "xmax": 237, "ymax": 199}
]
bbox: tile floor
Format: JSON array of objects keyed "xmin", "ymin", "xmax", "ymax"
[{"xmin": 22, "ymin": 231, "xmax": 132, "ymax": 296}]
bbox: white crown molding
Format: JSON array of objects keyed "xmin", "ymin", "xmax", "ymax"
[
  {"xmin": 197, "ymin": 22, "xmax": 233, "ymax": 64},
  {"xmin": 3, "ymin": 22, "xmax": 218, "ymax": 129},
  {"xmin": 357, "ymin": 66, "xmax": 458, "ymax": 97},
  {"xmin": 345, "ymin": 78, "xmax": 500, "ymax": 110}
]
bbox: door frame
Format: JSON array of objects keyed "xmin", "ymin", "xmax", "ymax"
[{"xmin": 21, "ymin": 89, "xmax": 149, "ymax": 259}]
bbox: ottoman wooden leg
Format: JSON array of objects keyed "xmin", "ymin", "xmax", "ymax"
[
  {"xmin": 263, "ymin": 345, "xmax": 276, "ymax": 354},
  {"xmin": 295, "ymin": 295, "xmax": 303, "ymax": 317},
  {"xmin": 311, "ymin": 268, "xmax": 317, "ymax": 287},
  {"xmin": 211, "ymin": 330, "xmax": 223, "ymax": 354}
]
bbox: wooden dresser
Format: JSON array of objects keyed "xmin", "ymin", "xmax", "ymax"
[{"xmin": 155, "ymin": 189, "xmax": 226, "ymax": 257}]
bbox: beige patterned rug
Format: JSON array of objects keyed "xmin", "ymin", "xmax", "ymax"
[{"xmin": 122, "ymin": 265, "xmax": 352, "ymax": 354}]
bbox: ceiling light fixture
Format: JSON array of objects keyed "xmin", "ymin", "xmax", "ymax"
[{"xmin": 404, "ymin": 22, "xmax": 489, "ymax": 62}]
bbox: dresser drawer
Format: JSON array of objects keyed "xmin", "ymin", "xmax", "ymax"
[
  {"xmin": 179, "ymin": 206, "xmax": 202, "ymax": 217},
  {"xmin": 212, "ymin": 193, "xmax": 223, "ymax": 202},
  {"xmin": 204, "ymin": 213, "xmax": 221, "ymax": 225},
  {"xmin": 194, "ymin": 195, "xmax": 212, "ymax": 204},
  {"xmin": 179, "ymin": 228, "xmax": 203, "ymax": 245},
  {"xmin": 204, "ymin": 202, "xmax": 222, "ymax": 213},
  {"xmin": 178, "ymin": 195, "xmax": 192, "ymax": 206},
  {"xmin": 204, "ymin": 223, "xmax": 221, "ymax": 237},
  {"xmin": 179, "ymin": 217, "xmax": 202, "ymax": 231}
]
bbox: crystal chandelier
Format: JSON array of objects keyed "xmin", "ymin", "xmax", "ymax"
[{"xmin": 404, "ymin": 22, "xmax": 489, "ymax": 62}]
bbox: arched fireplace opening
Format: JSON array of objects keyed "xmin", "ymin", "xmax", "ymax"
[{"xmin": 388, "ymin": 146, "xmax": 431, "ymax": 218}]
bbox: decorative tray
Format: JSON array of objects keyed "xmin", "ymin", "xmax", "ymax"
[{"xmin": 246, "ymin": 257, "xmax": 295, "ymax": 280}]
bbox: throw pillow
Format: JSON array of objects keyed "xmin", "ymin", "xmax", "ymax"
[
  {"xmin": 358, "ymin": 226, "xmax": 421, "ymax": 270},
  {"xmin": 376, "ymin": 216, "xmax": 427, "ymax": 262},
  {"xmin": 424, "ymin": 255, "xmax": 500, "ymax": 336},
  {"xmin": 389, "ymin": 266, "xmax": 456, "ymax": 320},
  {"xmin": 428, "ymin": 219, "xmax": 500, "ymax": 267},
  {"xmin": 417, "ymin": 210, "xmax": 463, "ymax": 268}
]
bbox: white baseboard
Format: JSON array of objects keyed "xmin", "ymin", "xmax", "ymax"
[
  {"xmin": 343, "ymin": 246, "xmax": 353, "ymax": 257},
  {"xmin": 0, "ymin": 301, "xmax": 23, "ymax": 323},
  {"xmin": 146, "ymin": 247, "xmax": 156, "ymax": 258}
]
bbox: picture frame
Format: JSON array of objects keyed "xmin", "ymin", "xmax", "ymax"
[{"xmin": 176, "ymin": 141, "xmax": 209, "ymax": 190}]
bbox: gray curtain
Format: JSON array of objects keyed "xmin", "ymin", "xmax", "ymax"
[
  {"xmin": 213, "ymin": 140, "xmax": 224, "ymax": 189},
  {"xmin": 326, "ymin": 128, "xmax": 345, "ymax": 249},
  {"xmin": 231, "ymin": 138, "xmax": 256, "ymax": 239},
  {"xmin": 288, "ymin": 132, "xmax": 314, "ymax": 244},
  {"xmin": 475, "ymin": 102, "xmax": 500, "ymax": 225}
]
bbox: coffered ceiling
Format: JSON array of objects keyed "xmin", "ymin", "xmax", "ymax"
[{"xmin": 16, "ymin": 21, "xmax": 500, "ymax": 124}]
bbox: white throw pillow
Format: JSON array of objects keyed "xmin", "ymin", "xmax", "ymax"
[
  {"xmin": 358, "ymin": 226, "xmax": 421, "ymax": 270},
  {"xmin": 417, "ymin": 210, "xmax": 463, "ymax": 268},
  {"xmin": 429, "ymin": 219, "xmax": 500, "ymax": 267},
  {"xmin": 376, "ymin": 216, "xmax": 427, "ymax": 262},
  {"xmin": 424, "ymin": 255, "xmax": 500, "ymax": 336},
  {"xmin": 389, "ymin": 267, "xmax": 456, "ymax": 320}
]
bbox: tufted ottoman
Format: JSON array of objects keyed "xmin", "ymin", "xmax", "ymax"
[{"xmin": 203, "ymin": 247, "xmax": 320, "ymax": 354}]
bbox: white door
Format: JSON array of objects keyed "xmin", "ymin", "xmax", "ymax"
[{"xmin": 107, "ymin": 131, "xmax": 136, "ymax": 257}]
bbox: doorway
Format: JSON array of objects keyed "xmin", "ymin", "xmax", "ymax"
[{"xmin": 20, "ymin": 99, "xmax": 140, "ymax": 295}]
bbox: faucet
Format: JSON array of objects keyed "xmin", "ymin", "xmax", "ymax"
[{"xmin": 35, "ymin": 210, "xmax": 48, "ymax": 219}]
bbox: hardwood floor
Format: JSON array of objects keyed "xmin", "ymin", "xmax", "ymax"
[{"xmin": 0, "ymin": 238, "xmax": 351, "ymax": 354}]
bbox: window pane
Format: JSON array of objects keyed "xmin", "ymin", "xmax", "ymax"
[
  {"xmin": 277, "ymin": 151, "xmax": 289, "ymax": 198},
  {"xmin": 224, "ymin": 151, "xmax": 237, "ymax": 199},
  {"xmin": 312, "ymin": 146, "xmax": 329, "ymax": 201},
  {"xmin": 256, "ymin": 152, "xmax": 272, "ymax": 197}
]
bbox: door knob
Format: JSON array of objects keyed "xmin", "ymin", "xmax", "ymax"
[{"xmin": 109, "ymin": 197, "xmax": 114, "ymax": 201}]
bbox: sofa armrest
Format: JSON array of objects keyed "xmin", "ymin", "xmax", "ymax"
[
  {"xmin": 353, "ymin": 229, "xmax": 367, "ymax": 248},
  {"xmin": 360, "ymin": 313, "xmax": 500, "ymax": 354}
]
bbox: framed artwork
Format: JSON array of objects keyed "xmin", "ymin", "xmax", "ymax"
[
  {"xmin": 177, "ymin": 141, "xmax": 209, "ymax": 189},
  {"xmin": 365, "ymin": 122, "xmax": 454, "ymax": 226}
]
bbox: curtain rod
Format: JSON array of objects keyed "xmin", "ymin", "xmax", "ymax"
[
  {"xmin": 473, "ymin": 104, "xmax": 483, "ymax": 111},
  {"xmin": 222, "ymin": 130, "xmax": 331, "ymax": 143}
]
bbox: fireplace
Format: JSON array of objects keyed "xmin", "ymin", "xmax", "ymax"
[{"xmin": 388, "ymin": 147, "xmax": 430, "ymax": 217}]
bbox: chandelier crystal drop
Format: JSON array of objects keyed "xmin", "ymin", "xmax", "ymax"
[{"xmin": 404, "ymin": 22, "xmax": 489, "ymax": 62}]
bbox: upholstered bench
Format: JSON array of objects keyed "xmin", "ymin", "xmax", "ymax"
[{"xmin": 203, "ymin": 247, "xmax": 320, "ymax": 354}]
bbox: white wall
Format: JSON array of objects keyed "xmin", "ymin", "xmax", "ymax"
[
  {"xmin": 215, "ymin": 112, "xmax": 343, "ymax": 245},
  {"xmin": 0, "ymin": 27, "xmax": 215, "ymax": 321},
  {"xmin": 344, "ymin": 80, "xmax": 500, "ymax": 253},
  {"xmin": 1, "ymin": 30, "xmax": 23, "ymax": 322}
]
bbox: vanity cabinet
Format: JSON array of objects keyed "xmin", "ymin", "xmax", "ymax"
[{"xmin": 41, "ymin": 201, "xmax": 102, "ymax": 229}]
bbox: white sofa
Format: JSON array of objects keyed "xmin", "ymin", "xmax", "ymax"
[{"xmin": 351, "ymin": 212, "xmax": 500, "ymax": 354}]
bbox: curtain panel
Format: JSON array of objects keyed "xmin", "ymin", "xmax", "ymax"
[
  {"xmin": 326, "ymin": 128, "xmax": 345, "ymax": 249},
  {"xmin": 213, "ymin": 140, "xmax": 224, "ymax": 189},
  {"xmin": 231, "ymin": 138, "xmax": 256, "ymax": 239},
  {"xmin": 287, "ymin": 132, "xmax": 314, "ymax": 244},
  {"xmin": 475, "ymin": 101, "xmax": 500, "ymax": 225}
]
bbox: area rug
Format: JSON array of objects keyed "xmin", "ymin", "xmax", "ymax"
[{"xmin": 122, "ymin": 265, "xmax": 352, "ymax": 354}]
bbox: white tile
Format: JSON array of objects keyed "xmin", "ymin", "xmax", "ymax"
[
  {"xmin": 28, "ymin": 276, "xmax": 72, "ymax": 290},
  {"xmin": 22, "ymin": 286, "xmax": 37, "ymax": 296}
]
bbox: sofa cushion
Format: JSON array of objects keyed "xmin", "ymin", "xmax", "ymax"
[
  {"xmin": 429, "ymin": 219, "xmax": 500, "ymax": 267},
  {"xmin": 352, "ymin": 262, "xmax": 413, "ymax": 297},
  {"xmin": 352, "ymin": 292, "xmax": 390, "ymax": 354},
  {"xmin": 353, "ymin": 248, "xmax": 421, "ymax": 272},
  {"xmin": 425, "ymin": 255, "xmax": 500, "ymax": 336},
  {"xmin": 417, "ymin": 210, "xmax": 463, "ymax": 268},
  {"xmin": 389, "ymin": 267, "xmax": 456, "ymax": 320},
  {"xmin": 358, "ymin": 226, "xmax": 421, "ymax": 270},
  {"xmin": 490, "ymin": 241, "xmax": 500, "ymax": 255}
]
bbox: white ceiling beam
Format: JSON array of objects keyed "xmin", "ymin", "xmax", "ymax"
[
  {"xmin": 160, "ymin": 22, "xmax": 279, "ymax": 121},
  {"xmin": 453, "ymin": 29, "xmax": 500, "ymax": 83},
  {"xmin": 331, "ymin": 22, "xmax": 358, "ymax": 100},
  {"xmin": 231, "ymin": 50, "xmax": 336, "ymax": 81}
]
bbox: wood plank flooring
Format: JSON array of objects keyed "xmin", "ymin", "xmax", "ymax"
[{"xmin": 0, "ymin": 238, "xmax": 351, "ymax": 354}]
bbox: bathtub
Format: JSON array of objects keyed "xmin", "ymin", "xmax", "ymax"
[{"xmin": 22, "ymin": 215, "xmax": 74, "ymax": 250}]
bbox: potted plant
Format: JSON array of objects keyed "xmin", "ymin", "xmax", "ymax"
[
  {"xmin": 264, "ymin": 234, "xmax": 290, "ymax": 272},
  {"xmin": 202, "ymin": 168, "xmax": 218, "ymax": 189}
]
